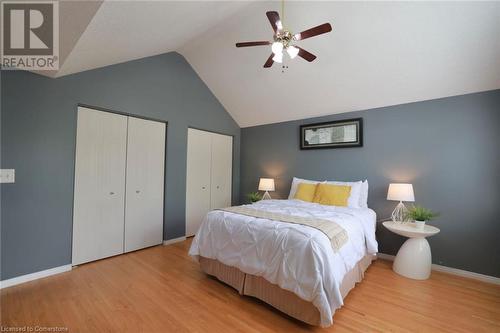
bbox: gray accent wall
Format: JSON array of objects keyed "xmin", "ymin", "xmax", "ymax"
[
  {"xmin": 241, "ymin": 90, "xmax": 500, "ymax": 277},
  {"xmin": 1, "ymin": 52, "xmax": 240, "ymax": 280}
]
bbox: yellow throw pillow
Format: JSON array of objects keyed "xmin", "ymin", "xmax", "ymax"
[
  {"xmin": 294, "ymin": 183, "xmax": 318, "ymax": 202},
  {"xmin": 313, "ymin": 183, "xmax": 351, "ymax": 207}
]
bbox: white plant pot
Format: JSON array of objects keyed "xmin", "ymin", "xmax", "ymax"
[{"xmin": 414, "ymin": 220, "xmax": 426, "ymax": 230}]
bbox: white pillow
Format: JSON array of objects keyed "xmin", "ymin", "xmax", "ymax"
[
  {"xmin": 288, "ymin": 177, "xmax": 322, "ymax": 199},
  {"xmin": 324, "ymin": 180, "xmax": 363, "ymax": 208},
  {"xmin": 359, "ymin": 180, "xmax": 369, "ymax": 208}
]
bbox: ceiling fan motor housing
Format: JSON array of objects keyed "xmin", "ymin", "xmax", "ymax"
[{"xmin": 274, "ymin": 30, "xmax": 294, "ymax": 48}]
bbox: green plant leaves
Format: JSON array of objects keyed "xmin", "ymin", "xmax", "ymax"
[
  {"xmin": 247, "ymin": 192, "xmax": 262, "ymax": 203},
  {"xmin": 406, "ymin": 205, "xmax": 439, "ymax": 221}
]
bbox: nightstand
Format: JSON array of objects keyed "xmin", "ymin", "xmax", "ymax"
[{"xmin": 382, "ymin": 221, "xmax": 440, "ymax": 280}]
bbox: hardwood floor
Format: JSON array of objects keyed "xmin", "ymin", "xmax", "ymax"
[{"xmin": 2, "ymin": 238, "xmax": 499, "ymax": 332}]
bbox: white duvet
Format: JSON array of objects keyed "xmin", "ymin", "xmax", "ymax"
[{"xmin": 189, "ymin": 199, "xmax": 378, "ymax": 327}]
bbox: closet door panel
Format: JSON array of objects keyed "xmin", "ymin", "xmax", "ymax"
[
  {"xmin": 186, "ymin": 129, "xmax": 212, "ymax": 236},
  {"xmin": 124, "ymin": 117, "xmax": 166, "ymax": 252},
  {"xmin": 72, "ymin": 107, "xmax": 128, "ymax": 265},
  {"xmin": 210, "ymin": 133, "xmax": 233, "ymax": 209}
]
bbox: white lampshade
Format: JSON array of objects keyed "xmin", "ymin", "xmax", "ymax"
[
  {"xmin": 271, "ymin": 42, "xmax": 283, "ymax": 55},
  {"xmin": 258, "ymin": 178, "xmax": 275, "ymax": 192},
  {"xmin": 387, "ymin": 183, "xmax": 415, "ymax": 202},
  {"xmin": 272, "ymin": 52, "xmax": 283, "ymax": 63},
  {"xmin": 287, "ymin": 46, "xmax": 299, "ymax": 59}
]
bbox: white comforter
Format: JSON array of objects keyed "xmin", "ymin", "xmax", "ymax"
[{"xmin": 189, "ymin": 199, "xmax": 378, "ymax": 327}]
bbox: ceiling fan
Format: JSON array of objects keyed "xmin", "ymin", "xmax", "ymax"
[{"xmin": 235, "ymin": 4, "xmax": 332, "ymax": 68}]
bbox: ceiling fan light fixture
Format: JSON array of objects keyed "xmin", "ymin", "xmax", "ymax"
[
  {"xmin": 271, "ymin": 42, "xmax": 283, "ymax": 55},
  {"xmin": 235, "ymin": 8, "xmax": 332, "ymax": 68},
  {"xmin": 272, "ymin": 52, "xmax": 283, "ymax": 63},
  {"xmin": 287, "ymin": 45, "xmax": 299, "ymax": 59}
]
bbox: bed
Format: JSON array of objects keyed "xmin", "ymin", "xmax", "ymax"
[{"xmin": 189, "ymin": 197, "xmax": 378, "ymax": 327}]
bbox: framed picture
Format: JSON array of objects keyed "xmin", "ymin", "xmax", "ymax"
[{"xmin": 300, "ymin": 118, "xmax": 363, "ymax": 149}]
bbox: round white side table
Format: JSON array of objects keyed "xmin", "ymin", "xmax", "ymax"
[{"xmin": 382, "ymin": 221, "xmax": 440, "ymax": 280}]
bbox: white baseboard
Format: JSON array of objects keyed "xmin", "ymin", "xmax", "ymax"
[
  {"xmin": 376, "ymin": 253, "xmax": 397, "ymax": 261},
  {"xmin": 0, "ymin": 264, "xmax": 72, "ymax": 289},
  {"xmin": 162, "ymin": 236, "xmax": 186, "ymax": 246},
  {"xmin": 1, "ymin": 238, "xmax": 188, "ymax": 289},
  {"xmin": 377, "ymin": 253, "xmax": 500, "ymax": 285}
]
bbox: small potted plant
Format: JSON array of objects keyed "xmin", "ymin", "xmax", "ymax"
[
  {"xmin": 406, "ymin": 205, "xmax": 439, "ymax": 229},
  {"xmin": 247, "ymin": 192, "xmax": 262, "ymax": 203}
]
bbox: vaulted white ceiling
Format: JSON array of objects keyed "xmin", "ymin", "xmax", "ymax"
[
  {"xmin": 56, "ymin": 1, "xmax": 250, "ymax": 76},
  {"xmin": 43, "ymin": 1, "xmax": 500, "ymax": 127}
]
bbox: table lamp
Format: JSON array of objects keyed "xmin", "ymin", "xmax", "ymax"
[
  {"xmin": 258, "ymin": 178, "xmax": 275, "ymax": 200},
  {"xmin": 387, "ymin": 183, "xmax": 415, "ymax": 222}
]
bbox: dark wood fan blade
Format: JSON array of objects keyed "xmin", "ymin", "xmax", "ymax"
[
  {"xmin": 266, "ymin": 11, "xmax": 281, "ymax": 33},
  {"xmin": 297, "ymin": 47, "xmax": 317, "ymax": 62},
  {"xmin": 295, "ymin": 23, "xmax": 332, "ymax": 41},
  {"xmin": 263, "ymin": 54, "xmax": 274, "ymax": 68},
  {"xmin": 236, "ymin": 41, "xmax": 271, "ymax": 47}
]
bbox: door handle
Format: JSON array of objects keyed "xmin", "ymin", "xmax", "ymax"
[
  {"xmin": 216, "ymin": 186, "xmax": 220, "ymax": 189},
  {"xmin": 109, "ymin": 192, "xmax": 115, "ymax": 195},
  {"xmin": 202, "ymin": 186, "xmax": 206, "ymax": 190},
  {"xmin": 136, "ymin": 190, "xmax": 141, "ymax": 194}
]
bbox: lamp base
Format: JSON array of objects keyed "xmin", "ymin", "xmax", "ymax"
[
  {"xmin": 391, "ymin": 201, "xmax": 408, "ymax": 223},
  {"xmin": 262, "ymin": 191, "xmax": 272, "ymax": 200}
]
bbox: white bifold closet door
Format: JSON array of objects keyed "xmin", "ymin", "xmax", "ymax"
[
  {"xmin": 186, "ymin": 128, "xmax": 233, "ymax": 237},
  {"xmin": 72, "ymin": 107, "xmax": 128, "ymax": 265},
  {"xmin": 124, "ymin": 117, "xmax": 165, "ymax": 252},
  {"xmin": 73, "ymin": 107, "xmax": 166, "ymax": 265},
  {"xmin": 210, "ymin": 133, "xmax": 233, "ymax": 210},
  {"xmin": 186, "ymin": 129, "xmax": 212, "ymax": 237}
]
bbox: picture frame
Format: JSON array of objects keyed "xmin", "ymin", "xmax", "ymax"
[{"xmin": 300, "ymin": 118, "xmax": 363, "ymax": 150}]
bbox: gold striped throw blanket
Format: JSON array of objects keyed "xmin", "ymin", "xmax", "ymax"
[{"xmin": 219, "ymin": 206, "xmax": 348, "ymax": 252}]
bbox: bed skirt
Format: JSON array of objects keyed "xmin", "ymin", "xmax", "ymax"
[{"xmin": 199, "ymin": 254, "xmax": 374, "ymax": 326}]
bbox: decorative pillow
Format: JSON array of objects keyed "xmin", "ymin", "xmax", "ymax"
[
  {"xmin": 324, "ymin": 180, "xmax": 363, "ymax": 208},
  {"xmin": 313, "ymin": 183, "xmax": 352, "ymax": 207},
  {"xmin": 288, "ymin": 177, "xmax": 322, "ymax": 199},
  {"xmin": 294, "ymin": 183, "xmax": 318, "ymax": 202}
]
